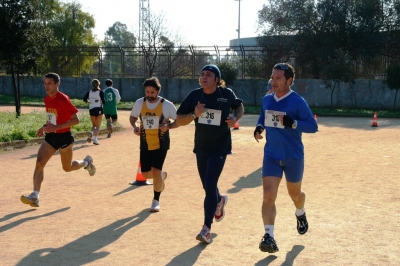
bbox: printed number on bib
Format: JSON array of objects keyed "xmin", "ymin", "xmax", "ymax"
[
  {"xmin": 264, "ymin": 110, "xmax": 286, "ymax": 129},
  {"xmin": 106, "ymin": 93, "xmax": 113, "ymax": 102},
  {"xmin": 142, "ymin": 116, "xmax": 159, "ymax": 129},
  {"xmin": 198, "ymin": 109, "xmax": 221, "ymax": 126},
  {"xmin": 46, "ymin": 112, "xmax": 57, "ymax": 125}
]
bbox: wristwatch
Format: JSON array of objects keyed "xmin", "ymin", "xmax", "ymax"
[
  {"xmin": 292, "ymin": 120, "xmax": 298, "ymax": 129},
  {"xmin": 191, "ymin": 112, "xmax": 196, "ymax": 119}
]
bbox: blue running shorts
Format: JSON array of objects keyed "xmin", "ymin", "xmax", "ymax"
[{"xmin": 262, "ymin": 158, "xmax": 304, "ymax": 183}]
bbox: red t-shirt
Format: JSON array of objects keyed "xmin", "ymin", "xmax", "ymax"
[{"xmin": 44, "ymin": 91, "xmax": 78, "ymax": 133}]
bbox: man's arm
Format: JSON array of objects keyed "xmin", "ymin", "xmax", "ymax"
[
  {"xmin": 130, "ymin": 116, "xmax": 140, "ymax": 135},
  {"xmin": 43, "ymin": 113, "xmax": 79, "ymax": 133},
  {"xmin": 233, "ymin": 103, "xmax": 244, "ymax": 121}
]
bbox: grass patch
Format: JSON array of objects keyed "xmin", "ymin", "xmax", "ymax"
[{"xmin": 0, "ymin": 110, "xmax": 107, "ymax": 142}]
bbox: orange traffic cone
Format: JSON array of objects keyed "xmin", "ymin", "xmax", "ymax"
[
  {"xmin": 371, "ymin": 112, "xmax": 378, "ymax": 127},
  {"xmin": 129, "ymin": 161, "xmax": 152, "ymax": 186},
  {"xmin": 314, "ymin": 114, "xmax": 318, "ymax": 123},
  {"xmin": 233, "ymin": 120, "xmax": 239, "ymax": 130}
]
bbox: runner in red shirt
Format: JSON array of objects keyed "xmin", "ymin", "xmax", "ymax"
[{"xmin": 20, "ymin": 73, "xmax": 96, "ymax": 208}]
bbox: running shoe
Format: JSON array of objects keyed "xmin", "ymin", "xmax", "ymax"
[
  {"xmin": 84, "ymin": 155, "xmax": 96, "ymax": 176},
  {"xmin": 87, "ymin": 132, "xmax": 92, "ymax": 143},
  {"xmin": 92, "ymin": 138, "xmax": 100, "ymax": 145},
  {"xmin": 259, "ymin": 233, "xmax": 279, "ymax": 253},
  {"xmin": 150, "ymin": 199, "xmax": 160, "ymax": 212},
  {"xmin": 20, "ymin": 193, "xmax": 39, "ymax": 207},
  {"xmin": 214, "ymin": 195, "xmax": 228, "ymax": 222},
  {"xmin": 296, "ymin": 212, "xmax": 308, "ymax": 235},
  {"xmin": 196, "ymin": 224, "xmax": 211, "ymax": 244}
]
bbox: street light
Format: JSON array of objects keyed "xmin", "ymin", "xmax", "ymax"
[{"xmin": 235, "ymin": 0, "xmax": 241, "ymax": 40}]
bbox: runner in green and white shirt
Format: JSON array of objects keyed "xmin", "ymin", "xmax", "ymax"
[{"xmin": 103, "ymin": 79, "xmax": 121, "ymax": 138}]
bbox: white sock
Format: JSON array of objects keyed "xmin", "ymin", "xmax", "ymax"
[
  {"xmin": 33, "ymin": 191, "xmax": 39, "ymax": 198},
  {"xmin": 84, "ymin": 160, "xmax": 89, "ymax": 168},
  {"xmin": 264, "ymin": 225, "xmax": 274, "ymax": 237},
  {"xmin": 296, "ymin": 208, "xmax": 305, "ymax": 216}
]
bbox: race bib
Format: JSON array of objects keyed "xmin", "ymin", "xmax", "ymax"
[
  {"xmin": 198, "ymin": 109, "xmax": 221, "ymax": 126},
  {"xmin": 46, "ymin": 112, "xmax": 57, "ymax": 125},
  {"xmin": 264, "ymin": 110, "xmax": 286, "ymax": 129},
  {"xmin": 142, "ymin": 116, "xmax": 159, "ymax": 129}
]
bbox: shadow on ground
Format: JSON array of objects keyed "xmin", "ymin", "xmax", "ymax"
[{"xmin": 16, "ymin": 209, "xmax": 150, "ymax": 266}]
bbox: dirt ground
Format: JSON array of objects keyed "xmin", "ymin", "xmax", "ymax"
[{"xmin": 1, "ymin": 106, "xmax": 399, "ymax": 266}]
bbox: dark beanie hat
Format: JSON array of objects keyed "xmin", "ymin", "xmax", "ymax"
[{"xmin": 200, "ymin": 64, "xmax": 221, "ymax": 79}]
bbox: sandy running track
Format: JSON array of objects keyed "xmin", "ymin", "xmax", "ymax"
[{"xmin": 1, "ymin": 105, "xmax": 399, "ymax": 265}]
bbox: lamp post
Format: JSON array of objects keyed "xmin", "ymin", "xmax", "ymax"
[{"xmin": 235, "ymin": 0, "xmax": 241, "ymax": 40}]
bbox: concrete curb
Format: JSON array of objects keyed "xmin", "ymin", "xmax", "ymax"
[{"xmin": 0, "ymin": 126, "xmax": 123, "ymax": 151}]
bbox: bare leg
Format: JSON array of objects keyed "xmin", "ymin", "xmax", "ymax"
[
  {"xmin": 286, "ymin": 180, "xmax": 305, "ymax": 210},
  {"xmin": 58, "ymin": 143, "xmax": 85, "ymax": 172},
  {"xmin": 262, "ymin": 176, "xmax": 281, "ymax": 225},
  {"xmin": 33, "ymin": 141, "xmax": 56, "ymax": 192}
]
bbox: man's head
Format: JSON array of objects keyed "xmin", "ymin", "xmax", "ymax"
[
  {"xmin": 44, "ymin": 73, "xmax": 60, "ymax": 84},
  {"xmin": 143, "ymin": 77, "xmax": 161, "ymax": 102},
  {"xmin": 43, "ymin": 73, "xmax": 60, "ymax": 97},
  {"xmin": 105, "ymin": 79, "xmax": 113, "ymax": 87},
  {"xmin": 272, "ymin": 63, "xmax": 295, "ymax": 86},
  {"xmin": 200, "ymin": 64, "xmax": 221, "ymax": 80}
]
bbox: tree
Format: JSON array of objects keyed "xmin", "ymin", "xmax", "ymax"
[
  {"xmin": 385, "ymin": 62, "xmax": 400, "ymax": 109},
  {"xmin": 217, "ymin": 62, "xmax": 237, "ymax": 86},
  {"xmin": 0, "ymin": 0, "xmax": 49, "ymax": 117},
  {"xmin": 321, "ymin": 49, "xmax": 356, "ymax": 110},
  {"xmin": 256, "ymin": 0, "xmax": 400, "ymax": 79},
  {"xmin": 103, "ymin": 22, "xmax": 137, "ymax": 76},
  {"xmin": 138, "ymin": 12, "xmax": 188, "ymax": 77},
  {"xmin": 44, "ymin": 2, "xmax": 98, "ymax": 76}
]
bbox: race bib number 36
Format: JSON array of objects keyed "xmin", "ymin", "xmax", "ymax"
[
  {"xmin": 264, "ymin": 110, "xmax": 286, "ymax": 129},
  {"xmin": 198, "ymin": 109, "xmax": 221, "ymax": 126},
  {"xmin": 142, "ymin": 116, "xmax": 159, "ymax": 129}
]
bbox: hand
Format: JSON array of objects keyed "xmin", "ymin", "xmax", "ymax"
[
  {"xmin": 194, "ymin": 101, "xmax": 206, "ymax": 117},
  {"xmin": 42, "ymin": 122, "xmax": 56, "ymax": 133},
  {"xmin": 282, "ymin": 115, "xmax": 294, "ymax": 127},
  {"xmin": 254, "ymin": 126, "xmax": 264, "ymax": 143},
  {"xmin": 133, "ymin": 126, "xmax": 140, "ymax": 136},
  {"xmin": 225, "ymin": 116, "xmax": 236, "ymax": 127},
  {"xmin": 159, "ymin": 123, "xmax": 169, "ymax": 132},
  {"xmin": 37, "ymin": 126, "xmax": 44, "ymax": 137}
]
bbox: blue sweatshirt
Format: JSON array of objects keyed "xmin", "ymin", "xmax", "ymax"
[{"xmin": 256, "ymin": 90, "xmax": 318, "ymax": 160}]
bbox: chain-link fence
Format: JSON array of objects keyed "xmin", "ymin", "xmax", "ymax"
[{"xmin": 18, "ymin": 45, "xmax": 393, "ymax": 80}]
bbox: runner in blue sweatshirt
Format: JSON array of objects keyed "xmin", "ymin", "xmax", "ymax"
[{"xmin": 254, "ymin": 63, "xmax": 318, "ymax": 253}]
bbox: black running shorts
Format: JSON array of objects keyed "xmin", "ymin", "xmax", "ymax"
[{"xmin": 45, "ymin": 131, "xmax": 74, "ymax": 150}]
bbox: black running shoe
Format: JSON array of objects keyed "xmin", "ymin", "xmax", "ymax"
[
  {"xmin": 296, "ymin": 212, "xmax": 308, "ymax": 235},
  {"xmin": 259, "ymin": 233, "xmax": 279, "ymax": 253}
]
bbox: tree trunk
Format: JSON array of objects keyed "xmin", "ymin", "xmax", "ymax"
[
  {"xmin": 394, "ymin": 89, "xmax": 399, "ymax": 110},
  {"xmin": 11, "ymin": 63, "xmax": 21, "ymax": 117}
]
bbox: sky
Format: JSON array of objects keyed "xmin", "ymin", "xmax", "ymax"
[{"xmin": 73, "ymin": 0, "xmax": 267, "ymax": 46}]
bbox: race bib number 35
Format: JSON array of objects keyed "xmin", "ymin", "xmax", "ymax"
[
  {"xmin": 198, "ymin": 109, "xmax": 221, "ymax": 126},
  {"xmin": 264, "ymin": 110, "xmax": 286, "ymax": 129},
  {"xmin": 142, "ymin": 116, "xmax": 159, "ymax": 129}
]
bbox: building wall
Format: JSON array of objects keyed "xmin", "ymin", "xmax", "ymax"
[{"xmin": 0, "ymin": 76, "xmax": 398, "ymax": 109}]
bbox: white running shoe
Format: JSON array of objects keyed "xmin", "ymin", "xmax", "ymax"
[
  {"xmin": 87, "ymin": 132, "xmax": 92, "ymax": 143},
  {"xmin": 150, "ymin": 199, "xmax": 160, "ymax": 212},
  {"xmin": 84, "ymin": 155, "xmax": 96, "ymax": 176},
  {"xmin": 196, "ymin": 225, "xmax": 211, "ymax": 244},
  {"xmin": 214, "ymin": 195, "xmax": 228, "ymax": 222},
  {"xmin": 20, "ymin": 192, "xmax": 39, "ymax": 207},
  {"xmin": 161, "ymin": 171, "xmax": 167, "ymax": 192},
  {"xmin": 92, "ymin": 138, "xmax": 100, "ymax": 145}
]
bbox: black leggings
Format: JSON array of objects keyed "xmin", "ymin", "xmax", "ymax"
[{"xmin": 196, "ymin": 150, "xmax": 227, "ymax": 228}]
